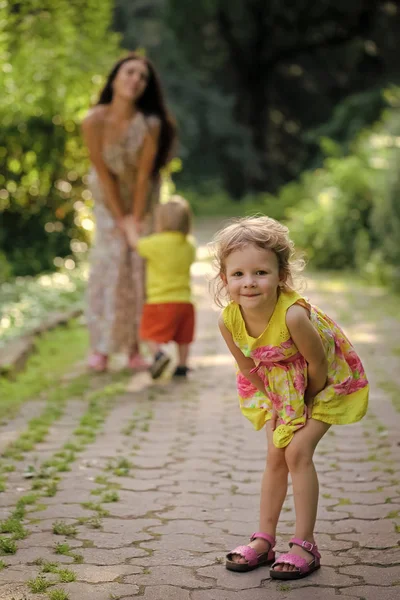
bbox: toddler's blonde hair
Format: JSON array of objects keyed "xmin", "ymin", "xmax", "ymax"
[
  {"xmin": 157, "ymin": 195, "xmax": 191, "ymax": 235},
  {"xmin": 211, "ymin": 215, "xmax": 305, "ymax": 307}
]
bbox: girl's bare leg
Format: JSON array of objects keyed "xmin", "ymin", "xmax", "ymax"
[
  {"xmin": 272, "ymin": 418, "xmax": 330, "ymax": 572},
  {"xmin": 232, "ymin": 421, "xmax": 288, "ymax": 563}
]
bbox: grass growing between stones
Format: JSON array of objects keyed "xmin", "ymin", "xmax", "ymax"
[
  {"xmin": 54, "ymin": 542, "xmax": 83, "ymax": 564},
  {"xmin": 0, "ymin": 373, "xmax": 128, "ymax": 565},
  {"xmin": 27, "ymin": 563, "xmax": 76, "ymax": 594},
  {"xmin": 0, "ymin": 373, "xmax": 94, "ymax": 492},
  {"xmin": 28, "ymin": 575, "xmax": 53, "ymax": 592},
  {"xmin": 0, "ymin": 537, "xmax": 17, "ymax": 555},
  {"xmin": 48, "ymin": 590, "xmax": 70, "ymax": 600},
  {"xmin": 53, "ymin": 521, "xmax": 77, "ymax": 537}
]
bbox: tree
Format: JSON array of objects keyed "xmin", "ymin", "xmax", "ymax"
[
  {"xmin": 0, "ymin": 0, "xmax": 120, "ymax": 277},
  {"xmin": 164, "ymin": 0, "xmax": 400, "ymax": 195}
]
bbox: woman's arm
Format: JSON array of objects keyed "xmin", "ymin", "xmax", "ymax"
[
  {"xmin": 286, "ymin": 304, "xmax": 328, "ymax": 416},
  {"xmin": 132, "ymin": 121, "xmax": 161, "ymax": 222},
  {"xmin": 81, "ymin": 112, "xmax": 125, "ymax": 222},
  {"xmin": 218, "ymin": 315, "xmax": 267, "ymax": 396}
]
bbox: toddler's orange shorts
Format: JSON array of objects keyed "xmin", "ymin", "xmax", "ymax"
[{"xmin": 140, "ymin": 302, "xmax": 195, "ymax": 344}]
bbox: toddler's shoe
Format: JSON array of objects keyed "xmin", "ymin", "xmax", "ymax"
[
  {"xmin": 173, "ymin": 366, "xmax": 189, "ymax": 378},
  {"xmin": 150, "ymin": 351, "xmax": 171, "ymax": 379}
]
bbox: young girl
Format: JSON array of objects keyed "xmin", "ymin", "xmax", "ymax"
[
  {"xmin": 124, "ymin": 196, "xmax": 196, "ymax": 379},
  {"xmin": 213, "ymin": 216, "xmax": 368, "ymax": 580}
]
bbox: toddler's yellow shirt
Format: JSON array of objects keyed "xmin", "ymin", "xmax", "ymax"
[{"xmin": 137, "ymin": 232, "xmax": 196, "ymax": 304}]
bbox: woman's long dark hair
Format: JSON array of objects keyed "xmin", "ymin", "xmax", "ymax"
[{"xmin": 97, "ymin": 52, "xmax": 177, "ymax": 175}]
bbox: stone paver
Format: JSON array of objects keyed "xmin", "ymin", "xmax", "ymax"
[{"xmin": 0, "ymin": 219, "xmax": 399, "ymax": 599}]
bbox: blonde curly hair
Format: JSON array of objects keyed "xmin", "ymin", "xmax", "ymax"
[{"xmin": 210, "ymin": 215, "xmax": 306, "ymax": 307}]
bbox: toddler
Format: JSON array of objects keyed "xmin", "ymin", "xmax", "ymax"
[{"xmin": 125, "ymin": 196, "xmax": 196, "ymax": 379}]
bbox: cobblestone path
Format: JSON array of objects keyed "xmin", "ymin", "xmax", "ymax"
[{"xmin": 0, "ymin": 219, "xmax": 399, "ymax": 599}]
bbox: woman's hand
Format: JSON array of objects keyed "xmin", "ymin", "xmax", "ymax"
[{"xmin": 121, "ymin": 215, "xmax": 139, "ymax": 249}]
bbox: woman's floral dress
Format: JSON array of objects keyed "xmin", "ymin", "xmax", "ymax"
[
  {"xmin": 86, "ymin": 113, "xmax": 160, "ymax": 355},
  {"xmin": 222, "ymin": 291, "xmax": 369, "ymax": 448}
]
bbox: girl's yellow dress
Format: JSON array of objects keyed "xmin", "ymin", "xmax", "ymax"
[{"xmin": 223, "ymin": 291, "xmax": 369, "ymax": 448}]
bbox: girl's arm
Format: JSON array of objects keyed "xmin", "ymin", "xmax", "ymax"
[
  {"xmin": 218, "ymin": 315, "xmax": 266, "ymax": 396},
  {"xmin": 132, "ymin": 121, "xmax": 161, "ymax": 224},
  {"xmin": 81, "ymin": 112, "xmax": 125, "ymax": 223},
  {"xmin": 286, "ymin": 304, "xmax": 328, "ymax": 417}
]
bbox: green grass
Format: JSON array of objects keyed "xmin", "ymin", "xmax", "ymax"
[
  {"xmin": 27, "ymin": 575, "xmax": 53, "ymax": 593},
  {"xmin": 47, "ymin": 590, "xmax": 70, "ymax": 600},
  {"xmin": 102, "ymin": 491, "xmax": 119, "ymax": 503},
  {"xmin": 0, "ymin": 332, "xmax": 129, "ymax": 565},
  {"xmin": 79, "ymin": 516, "xmax": 102, "ymax": 529},
  {"xmin": 0, "ymin": 517, "xmax": 28, "ymax": 540},
  {"xmin": 71, "ymin": 552, "xmax": 84, "ymax": 563},
  {"xmin": 54, "ymin": 542, "xmax": 73, "ymax": 556},
  {"xmin": 81, "ymin": 502, "xmax": 109, "ymax": 517},
  {"xmin": 94, "ymin": 475, "xmax": 109, "ymax": 485},
  {"xmin": 57, "ymin": 568, "xmax": 76, "ymax": 583},
  {"xmin": 0, "ymin": 559, "xmax": 7, "ymax": 570},
  {"xmin": 52, "ymin": 521, "xmax": 77, "ymax": 537},
  {"xmin": 0, "ymin": 537, "xmax": 17, "ymax": 554},
  {"xmin": 0, "ymin": 321, "xmax": 88, "ymax": 420},
  {"xmin": 41, "ymin": 561, "xmax": 60, "ymax": 574},
  {"xmin": 108, "ymin": 457, "xmax": 132, "ymax": 476}
]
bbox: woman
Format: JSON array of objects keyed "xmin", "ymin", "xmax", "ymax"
[{"xmin": 82, "ymin": 53, "xmax": 176, "ymax": 372}]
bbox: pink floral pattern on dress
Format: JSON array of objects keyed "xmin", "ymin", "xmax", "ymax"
[
  {"xmin": 228, "ymin": 292, "xmax": 368, "ymax": 437},
  {"xmin": 236, "ymin": 372, "xmax": 258, "ymax": 399},
  {"xmin": 346, "ymin": 351, "xmax": 365, "ymax": 376},
  {"xmin": 252, "ymin": 346, "xmax": 285, "ymax": 362},
  {"xmin": 294, "ymin": 372, "xmax": 306, "ymax": 394},
  {"xmin": 268, "ymin": 392, "xmax": 284, "ymax": 411}
]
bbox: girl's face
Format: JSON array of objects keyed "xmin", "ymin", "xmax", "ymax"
[
  {"xmin": 222, "ymin": 244, "xmax": 282, "ymax": 310},
  {"xmin": 113, "ymin": 59, "xmax": 149, "ymax": 102}
]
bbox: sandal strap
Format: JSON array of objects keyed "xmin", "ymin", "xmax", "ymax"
[
  {"xmin": 250, "ymin": 532, "xmax": 276, "ymax": 548},
  {"xmin": 226, "ymin": 545, "xmax": 259, "ymax": 567},
  {"xmin": 289, "ymin": 537, "xmax": 321, "ymax": 559},
  {"xmin": 272, "ymin": 552, "xmax": 314, "ymax": 574}
]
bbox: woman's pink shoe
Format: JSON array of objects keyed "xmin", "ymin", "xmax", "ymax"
[
  {"xmin": 88, "ymin": 353, "xmax": 108, "ymax": 372},
  {"xmin": 128, "ymin": 353, "xmax": 150, "ymax": 371}
]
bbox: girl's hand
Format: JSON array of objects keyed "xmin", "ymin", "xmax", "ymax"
[
  {"xmin": 270, "ymin": 409, "xmax": 278, "ymax": 431},
  {"xmin": 305, "ymin": 399, "xmax": 313, "ymax": 419}
]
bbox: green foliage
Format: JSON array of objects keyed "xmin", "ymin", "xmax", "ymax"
[
  {"xmin": 182, "ymin": 184, "xmax": 299, "ymax": 221},
  {"xmin": 283, "ymin": 88, "xmax": 400, "ymax": 290},
  {"xmin": 0, "ymin": 321, "xmax": 88, "ymax": 420},
  {"xmin": 0, "ymin": 1, "xmax": 119, "ymax": 278},
  {"xmin": 0, "ymin": 266, "xmax": 86, "ymax": 348}
]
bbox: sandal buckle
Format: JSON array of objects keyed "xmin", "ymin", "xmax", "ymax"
[{"xmin": 301, "ymin": 540, "xmax": 314, "ymax": 552}]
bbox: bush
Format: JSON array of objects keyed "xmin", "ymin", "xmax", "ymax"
[
  {"xmin": 281, "ymin": 88, "xmax": 400, "ymax": 290},
  {"xmin": 180, "ymin": 182, "xmax": 299, "ymax": 222}
]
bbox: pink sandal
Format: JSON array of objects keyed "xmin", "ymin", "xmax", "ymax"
[
  {"xmin": 270, "ymin": 537, "xmax": 321, "ymax": 580},
  {"xmin": 225, "ymin": 532, "xmax": 276, "ymax": 572},
  {"xmin": 128, "ymin": 353, "xmax": 150, "ymax": 371},
  {"xmin": 88, "ymin": 353, "xmax": 108, "ymax": 372}
]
